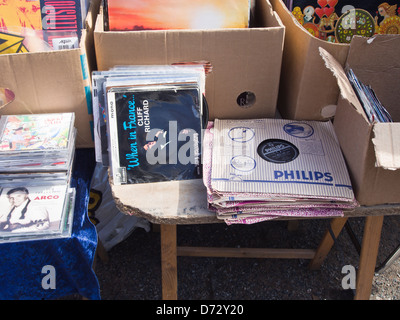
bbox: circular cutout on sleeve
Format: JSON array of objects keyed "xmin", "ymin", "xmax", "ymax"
[{"xmin": 257, "ymin": 139, "xmax": 299, "ymax": 163}]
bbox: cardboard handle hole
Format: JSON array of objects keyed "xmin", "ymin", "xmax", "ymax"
[{"xmin": 237, "ymin": 91, "xmax": 256, "ymax": 108}]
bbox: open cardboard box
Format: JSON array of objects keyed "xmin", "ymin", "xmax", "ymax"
[
  {"xmin": 270, "ymin": 0, "xmax": 350, "ymax": 121},
  {"xmin": 94, "ymin": 0, "xmax": 285, "ymax": 121},
  {"xmin": 95, "ymin": 0, "xmax": 285, "ymax": 218},
  {"xmin": 0, "ymin": 0, "xmax": 102, "ymax": 148},
  {"xmin": 320, "ymin": 35, "xmax": 400, "ymax": 206}
]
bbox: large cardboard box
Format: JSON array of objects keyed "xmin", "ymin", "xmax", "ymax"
[
  {"xmin": 0, "ymin": 0, "xmax": 101, "ymax": 148},
  {"xmin": 321, "ymin": 35, "xmax": 400, "ymax": 206},
  {"xmin": 270, "ymin": 0, "xmax": 350, "ymax": 120},
  {"xmin": 94, "ymin": 0, "xmax": 285, "ymax": 120}
]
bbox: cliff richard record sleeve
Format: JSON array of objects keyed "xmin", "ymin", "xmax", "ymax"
[{"xmin": 107, "ymin": 85, "xmax": 202, "ymax": 185}]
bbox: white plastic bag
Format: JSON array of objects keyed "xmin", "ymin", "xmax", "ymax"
[{"xmin": 89, "ymin": 164, "xmax": 150, "ymax": 251}]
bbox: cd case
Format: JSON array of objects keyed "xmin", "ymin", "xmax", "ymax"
[
  {"xmin": 0, "ymin": 185, "xmax": 76, "ymax": 243},
  {"xmin": 0, "ymin": 112, "xmax": 78, "ymax": 241},
  {"xmin": 0, "ymin": 113, "xmax": 76, "ymax": 173}
]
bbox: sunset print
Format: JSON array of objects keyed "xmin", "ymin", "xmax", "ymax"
[
  {"xmin": 107, "ymin": 0, "xmax": 251, "ymax": 30},
  {"xmin": 0, "ymin": 0, "xmax": 42, "ymax": 31}
]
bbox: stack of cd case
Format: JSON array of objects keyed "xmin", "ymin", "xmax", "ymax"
[
  {"xmin": 0, "ymin": 113, "xmax": 77, "ymax": 243},
  {"xmin": 92, "ymin": 65, "xmax": 207, "ymax": 185},
  {"xmin": 203, "ymin": 118, "xmax": 358, "ymax": 225}
]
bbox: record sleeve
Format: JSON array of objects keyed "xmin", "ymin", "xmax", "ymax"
[
  {"xmin": 210, "ymin": 118, "xmax": 355, "ymax": 202},
  {"xmin": 0, "ymin": 0, "xmax": 90, "ymax": 50},
  {"xmin": 107, "ymin": 85, "xmax": 202, "ymax": 185},
  {"xmin": 106, "ymin": 0, "xmax": 252, "ymax": 31},
  {"xmin": 92, "ymin": 65, "xmax": 206, "ymax": 166}
]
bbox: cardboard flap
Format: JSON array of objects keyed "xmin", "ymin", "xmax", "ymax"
[
  {"xmin": 318, "ymin": 47, "xmax": 363, "ymax": 112},
  {"xmin": 372, "ymin": 123, "xmax": 400, "ymax": 170}
]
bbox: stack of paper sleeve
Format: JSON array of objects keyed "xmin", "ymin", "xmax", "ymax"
[{"xmin": 203, "ymin": 118, "xmax": 358, "ymax": 225}]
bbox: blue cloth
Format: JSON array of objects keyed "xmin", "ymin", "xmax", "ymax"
[{"xmin": 0, "ymin": 149, "xmax": 100, "ymax": 300}]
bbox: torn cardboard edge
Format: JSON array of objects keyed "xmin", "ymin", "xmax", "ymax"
[
  {"xmin": 372, "ymin": 123, "xmax": 400, "ymax": 170},
  {"xmin": 318, "ymin": 47, "xmax": 364, "ymax": 120},
  {"xmin": 110, "ymin": 179, "xmax": 214, "ymax": 223}
]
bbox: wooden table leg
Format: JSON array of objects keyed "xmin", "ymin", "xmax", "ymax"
[
  {"xmin": 309, "ymin": 217, "xmax": 348, "ymax": 270},
  {"xmin": 354, "ymin": 215, "xmax": 384, "ymax": 300},
  {"xmin": 160, "ymin": 224, "xmax": 178, "ymax": 300}
]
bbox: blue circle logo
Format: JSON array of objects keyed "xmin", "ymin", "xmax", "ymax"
[
  {"xmin": 230, "ymin": 156, "xmax": 256, "ymax": 172},
  {"xmin": 228, "ymin": 127, "xmax": 255, "ymax": 142},
  {"xmin": 283, "ymin": 122, "xmax": 314, "ymax": 138}
]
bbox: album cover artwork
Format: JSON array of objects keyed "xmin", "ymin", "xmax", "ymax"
[
  {"xmin": 0, "ymin": 113, "xmax": 75, "ymax": 153},
  {"xmin": 289, "ymin": 0, "xmax": 400, "ymax": 43},
  {"xmin": 106, "ymin": 0, "xmax": 251, "ymax": 31},
  {"xmin": 107, "ymin": 86, "xmax": 203, "ymax": 185},
  {"xmin": 0, "ymin": 184, "xmax": 69, "ymax": 237},
  {"xmin": 0, "ymin": 0, "xmax": 90, "ymax": 49}
]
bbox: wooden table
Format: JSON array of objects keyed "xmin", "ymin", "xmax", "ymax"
[{"xmin": 111, "ymin": 179, "xmax": 400, "ymax": 300}]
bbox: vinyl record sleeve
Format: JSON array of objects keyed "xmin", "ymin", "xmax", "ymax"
[
  {"xmin": 211, "ymin": 118, "xmax": 355, "ymax": 201},
  {"xmin": 107, "ymin": 86, "xmax": 202, "ymax": 185},
  {"xmin": 92, "ymin": 65, "xmax": 206, "ymax": 166},
  {"xmin": 106, "ymin": 0, "xmax": 252, "ymax": 31}
]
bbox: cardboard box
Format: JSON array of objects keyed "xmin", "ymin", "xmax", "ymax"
[
  {"xmin": 94, "ymin": 0, "xmax": 285, "ymax": 120},
  {"xmin": 0, "ymin": 0, "xmax": 101, "ymax": 149},
  {"xmin": 270, "ymin": 0, "xmax": 350, "ymax": 121},
  {"xmin": 320, "ymin": 35, "xmax": 400, "ymax": 206}
]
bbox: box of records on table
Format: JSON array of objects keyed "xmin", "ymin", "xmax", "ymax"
[
  {"xmin": 203, "ymin": 118, "xmax": 359, "ymax": 225},
  {"xmin": 0, "ymin": 113, "xmax": 77, "ymax": 243},
  {"xmin": 92, "ymin": 65, "xmax": 207, "ymax": 185}
]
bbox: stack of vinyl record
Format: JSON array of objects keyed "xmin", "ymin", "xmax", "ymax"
[
  {"xmin": 346, "ymin": 68, "xmax": 393, "ymax": 123},
  {"xmin": 0, "ymin": 113, "xmax": 77, "ymax": 243},
  {"xmin": 203, "ymin": 118, "xmax": 358, "ymax": 225},
  {"xmin": 92, "ymin": 65, "xmax": 207, "ymax": 185}
]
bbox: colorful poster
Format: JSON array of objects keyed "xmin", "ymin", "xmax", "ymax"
[
  {"xmin": 0, "ymin": 0, "xmax": 88, "ymax": 50},
  {"xmin": 107, "ymin": 0, "xmax": 251, "ymax": 31},
  {"xmin": 289, "ymin": 1, "xmax": 400, "ymax": 42}
]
